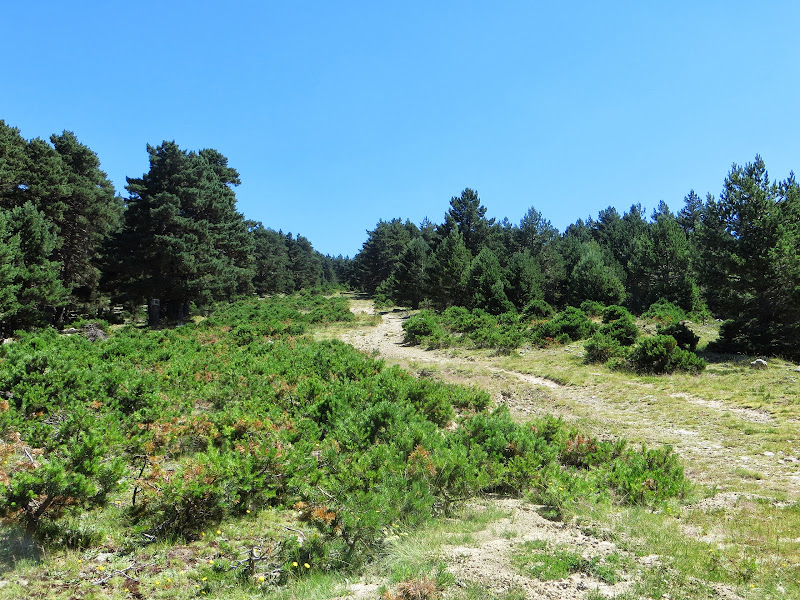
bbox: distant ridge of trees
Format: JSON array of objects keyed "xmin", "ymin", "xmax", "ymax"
[
  {"xmin": 2, "ymin": 119, "xmax": 798, "ymax": 359},
  {"xmin": 0, "ymin": 121, "xmax": 343, "ymax": 332},
  {"xmin": 350, "ymin": 160, "xmax": 800, "ymax": 361}
]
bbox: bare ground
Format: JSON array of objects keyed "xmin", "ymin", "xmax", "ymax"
[{"xmin": 334, "ymin": 300, "xmax": 796, "ymax": 599}]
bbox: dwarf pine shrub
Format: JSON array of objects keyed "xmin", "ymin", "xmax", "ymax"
[
  {"xmin": 629, "ymin": 334, "xmax": 705, "ymax": 374},
  {"xmin": 658, "ymin": 321, "xmax": 700, "ymax": 351},
  {"xmin": 0, "ymin": 292, "xmax": 692, "ymax": 583},
  {"xmin": 535, "ymin": 307, "xmax": 597, "ymax": 343}
]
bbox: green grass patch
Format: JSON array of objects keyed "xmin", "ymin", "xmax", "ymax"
[{"xmin": 511, "ymin": 540, "xmax": 620, "ymax": 584}]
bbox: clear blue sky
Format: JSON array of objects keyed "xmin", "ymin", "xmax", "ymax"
[{"xmin": 4, "ymin": 1, "xmax": 799, "ymax": 257}]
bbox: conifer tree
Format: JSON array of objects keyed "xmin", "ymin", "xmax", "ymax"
[
  {"xmin": 426, "ymin": 229, "xmax": 471, "ymax": 308},
  {"xmin": 382, "ymin": 237, "xmax": 430, "ymax": 309},
  {"xmin": 250, "ymin": 223, "xmax": 294, "ymax": 294},
  {"xmin": 628, "ymin": 202, "xmax": 700, "ymax": 313},
  {"xmin": 49, "ymin": 131, "xmax": 122, "ymax": 308},
  {"xmin": 569, "ymin": 241, "xmax": 626, "ymax": 306},
  {"xmin": 437, "ymin": 188, "xmax": 494, "ymax": 256},
  {"xmin": 353, "ymin": 218, "xmax": 418, "ymax": 294},
  {"xmin": 504, "ymin": 250, "xmax": 545, "ymax": 309},
  {"xmin": 106, "ymin": 142, "xmax": 253, "ymax": 320},
  {"xmin": 0, "ymin": 210, "xmax": 21, "ymax": 330},
  {"xmin": 699, "ymin": 156, "xmax": 800, "ymax": 357},
  {"xmin": 0, "ymin": 203, "xmax": 67, "ymax": 333},
  {"xmin": 518, "ymin": 206, "xmax": 559, "ymax": 256},
  {"xmin": 286, "ymin": 233, "xmax": 324, "ymax": 290},
  {"xmin": 465, "ymin": 247, "xmax": 514, "ymax": 314}
]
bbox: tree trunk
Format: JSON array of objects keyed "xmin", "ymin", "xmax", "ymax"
[{"xmin": 148, "ymin": 298, "xmax": 160, "ymax": 326}]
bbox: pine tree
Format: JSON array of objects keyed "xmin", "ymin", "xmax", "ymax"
[
  {"xmin": 628, "ymin": 202, "xmax": 700, "ymax": 313},
  {"xmin": 286, "ymin": 233, "xmax": 323, "ymax": 290},
  {"xmin": 1, "ymin": 124, "xmax": 122, "ymax": 320},
  {"xmin": 437, "ymin": 188, "xmax": 494, "ymax": 256},
  {"xmin": 384, "ymin": 237, "xmax": 430, "ymax": 309},
  {"xmin": 518, "ymin": 206, "xmax": 559, "ymax": 257},
  {"xmin": 465, "ymin": 247, "xmax": 513, "ymax": 314},
  {"xmin": 699, "ymin": 156, "xmax": 800, "ymax": 357},
  {"xmin": 504, "ymin": 250, "xmax": 545, "ymax": 309},
  {"xmin": 569, "ymin": 242, "xmax": 626, "ymax": 306},
  {"xmin": 426, "ymin": 229, "xmax": 471, "ymax": 308},
  {"xmin": 250, "ymin": 223, "xmax": 294, "ymax": 294},
  {"xmin": 353, "ymin": 218, "xmax": 418, "ymax": 294},
  {"xmin": 0, "ymin": 203, "xmax": 67, "ymax": 333},
  {"xmin": 0, "ymin": 210, "xmax": 21, "ymax": 330},
  {"xmin": 105, "ymin": 142, "xmax": 253, "ymax": 321},
  {"xmin": 49, "ymin": 131, "xmax": 122, "ymax": 309},
  {"xmin": 0, "ymin": 120, "xmax": 28, "ymax": 201}
]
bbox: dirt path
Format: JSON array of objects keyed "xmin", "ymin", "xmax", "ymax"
[
  {"xmin": 340, "ymin": 301, "xmax": 800, "ymax": 498},
  {"xmin": 340, "ymin": 303, "xmax": 558, "ymax": 389},
  {"xmin": 335, "ymin": 300, "xmax": 796, "ymax": 599}
]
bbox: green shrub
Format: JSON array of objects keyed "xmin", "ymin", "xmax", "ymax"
[
  {"xmin": 450, "ymin": 408, "xmax": 561, "ymax": 495},
  {"xmin": 402, "ymin": 311, "xmax": 442, "ymax": 345},
  {"xmin": 598, "ymin": 316, "xmax": 639, "ymax": 346},
  {"xmin": 537, "ymin": 307, "xmax": 596, "ymax": 342},
  {"xmin": 522, "ymin": 299, "xmax": 556, "ymax": 319},
  {"xmin": 469, "ymin": 323, "xmax": 523, "ymax": 351},
  {"xmin": 629, "ymin": 335, "xmax": 676, "ymax": 373},
  {"xmin": 669, "ymin": 347, "xmax": 707, "ymax": 373},
  {"xmin": 629, "ymin": 335, "xmax": 706, "ymax": 374},
  {"xmin": 1, "ymin": 414, "xmax": 125, "ymax": 536},
  {"xmin": 447, "ymin": 384, "xmax": 491, "ymax": 411},
  {"xmin": 642, "ymin": 299, "xmax": 687, "ymax": 325},
  {"xmin": 0, "ymin": 293, "xmax": 692, "ymax": 588},
  {"xmin": 601, "ymin": 305, "xmax": 632, "ymax": 323},
  {"xmin": 579, "ymin": 300, "xmax": 605, "ymax": 317},
  {"xmin": 584, "ymin": 334, "xmax": 625, "ymax": 364},
  {"xmin": 658, "ymin": 321, "xmax": 699, "ymax": 351},
  {"xmin": 441, "ymin": 306, "xmax": 475, "ymax": 331},
  {"xmin": 604, "ymin": 443, "xmax": 689, "ymax": 505}
]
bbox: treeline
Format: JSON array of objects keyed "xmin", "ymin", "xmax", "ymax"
[
  {"xmin": 3, "ymin": 117, "xmax": 798, "ymax": 359},
  {"xmin": 351, "ymin": 159, "xmax": 800, "ymax": 360},
  {"xmin": 0, "ymin": 121, "xmax": 344, "ymax": 334}
]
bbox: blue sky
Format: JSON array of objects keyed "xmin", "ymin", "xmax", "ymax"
[{"xmin": 4, "ymin": 1, "xmax": 799, "ymax": 257}]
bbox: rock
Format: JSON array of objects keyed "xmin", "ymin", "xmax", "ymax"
[
  {"xmin": 84, "ymin": 323, "xmax": 108, "ymax": 342},
  {"xmin": 750, "ymin": 359, "xmax": 768, "ymax": 370},
  {"xmin": 763, "ymin": 451, "xmax": 775, "ymax": 457}
]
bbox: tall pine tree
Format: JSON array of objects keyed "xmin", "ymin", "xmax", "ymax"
[{"xmin": 105, "ymin": 142, "xmax": 253, "ymax": 321}]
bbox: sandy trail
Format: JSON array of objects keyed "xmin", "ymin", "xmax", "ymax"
[
  {"xmin": 341, "ymin": 303, "xmax": 800, "ymax": 498},
  {"xmin": 334, "ymin": 301, "xmax": 794, "ymax": 599}
]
